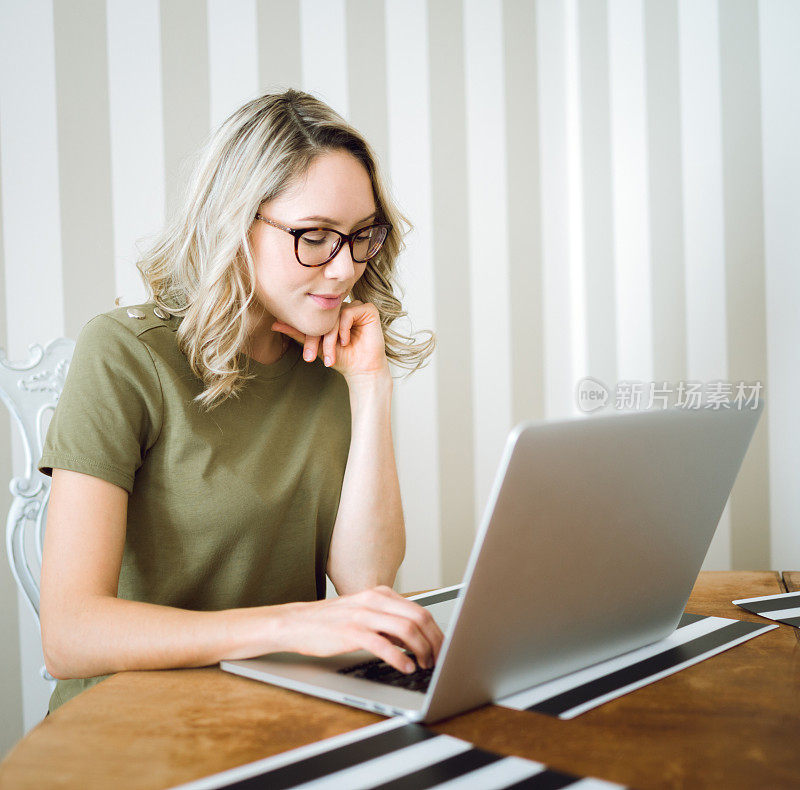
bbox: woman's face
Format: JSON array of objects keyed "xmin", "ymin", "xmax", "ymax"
[{"xmin": 248, "ymin": 149, "xmax": 377, "ymax": 340}]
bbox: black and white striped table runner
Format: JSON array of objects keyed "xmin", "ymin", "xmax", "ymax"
[
  {"xmin": 732, "ymin": 590, "xmax": 800, "ymax": 628},
  {"xmin": 169, "ymin": 717, "xmax": 626, "ymax": 790},
  {"xmin": 497, "ymin": 613, "xmax": 775, "ymax": 719}
]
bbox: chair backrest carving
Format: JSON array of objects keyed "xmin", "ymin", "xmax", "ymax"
[{"xmin": 0, "ymin": 338, "xmax": 75, "ymax": 625}]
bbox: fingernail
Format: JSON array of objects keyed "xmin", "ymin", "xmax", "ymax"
[
  {"xmin": 304, "ymin": 349, "xmax": 313, "ymax": 361},
  {"xmin": 324, "ymin": 356, "xmax": 331, "ymax": 367},
  {"xmin": 405, "ymin": 661, "xmax": 415, "ymax": 673}
]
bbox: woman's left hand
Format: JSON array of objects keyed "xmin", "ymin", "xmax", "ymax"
[{"xmin": 272, "ymin": 299, "xmax": 390, "ymax": 384}]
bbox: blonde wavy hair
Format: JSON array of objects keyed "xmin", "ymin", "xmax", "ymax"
[{"xmin": 135, "ymin": 88, "xmax": 435, "ymax": 412}]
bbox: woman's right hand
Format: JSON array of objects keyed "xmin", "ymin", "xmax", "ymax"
[{"xmin": 274, "ymin": 585, "xmax": 445, "ymax": 674}]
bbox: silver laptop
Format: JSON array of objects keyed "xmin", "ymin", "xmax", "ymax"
[{"xmin": 221, "ymin": 402, "xmax": 763, "ymax": 724}]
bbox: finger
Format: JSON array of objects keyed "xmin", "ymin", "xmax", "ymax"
[
  {"xmin": 355, "ymin": 610, "xmax": 434, "ymax": 669},
  {"xmin": 376, "ymin": 589, "xmax": 445, "ymax": 662},
  {"xmin": 400, "ymin": 604, "xmax": 444, "ymax": 663},
  {"xmin": 302, "ymin": 335, "xmax": 320, "ymax": 363},
  {"xmin": 322, "ymin": 321, "xmax": 340, "ymax": 367},
  {"xmin": 343, "ymin": 301, "xmax": 380, "ymax": 345},
  {"xmin": 381, "ymin": 628, "xmax": 444, "ymax": 667},
  {"xmin": 360, "ymin": 587, "xmax": 443, "ymax": 663},
  {"xmin": 271, "ymin": 322, "xmax": 304, "ymax": 345},
  {"xmin": 359, "ymin": 631, "xmax": 416, "ymax": 674},
  {"xmin": 338, "ymin": 307, "xmax": 355, "ymax": 347}
]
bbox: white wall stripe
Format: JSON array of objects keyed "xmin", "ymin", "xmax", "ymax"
[
  {"xmin": 718, "ymin": 0, "xmax": 770, "ymax": 570},
  {"xmin": 0, "ymin": 0, "xmax": 66, "ymax": 731},
  {"xmin": 643, "ymin": 0, "xmax": 686, "ymax": 385},
  {"xmin": 677, "ymin": 0, "xmax": 730, "ymax": 570},
  {"xmin": 760, "ymin": 0, "xmax": 800, "ymax": 570},
  {"xmin": 385, "ymin": 0, "xmax": 441, "ymax": 593},
  {"xmin": 0, "ymin": 0, "xmax": 65, "ymax": 355},
  {"xmin": 207, "ymin": 0, "xmax": 258, "ymax": 129},
  {"xmin": 427, "ymin": 0, "xmax": 475, "ymax": 586},
  {"xmin": 160, "ymin": 0, "xmax": 211, "ymax": 220},
  {"xmin": 344, "ymin": 0, "xmax": 388, "ymax": 150},
  {"xmin": 463, "ymin": 0, "xmax": 513, "ymax": 527},
  {"xmin": 608, "ymin": 0, "xmax": 653, "ymax": 384},
  {"xmin": 504, "ymin": 0, "xmax": 546, "ymax": 430},
  {"xmin": 0, "ymin": 125, "xmax": 22, "ymax": 757},
  {"xmin": 428, "ymin": 0, "xmax": 476, "ymax": 584},
  {"xmin": 257, "ymin": 0, "xmax": 302, "ymax": 91},
  {"xmin": 299, "ymin": 0, "xmax": 348, "ymax": 117},
  {"xmin": 106, "ymin": 0, "xmax": 164, "ymax": 306},
  {"xmin": 536, "ymin": 0, "xmax": 577, "ymax": 420},
  {"xmin": 53, "ymin": 0, "xmax": 116, "ymax": 332},
  {"xmin": 678, "ymin": 0, "xmax": 728, "ymax": 383},
  {"xmin": 565, "ymin": 0, "xmax": 588, "ymax": 397},
  {"xmin": 578, "ymin": 0, "xmax": 617, "ymax": 390}
]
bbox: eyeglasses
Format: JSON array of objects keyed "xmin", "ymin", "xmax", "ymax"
[{"xmin": 254, "ymin": 213, "xmax": 393, "ymax": 267}]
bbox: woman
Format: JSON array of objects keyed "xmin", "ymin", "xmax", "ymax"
[{"xmin": 37, "ymin": 88, "xmax": 444, "ymax": 714}]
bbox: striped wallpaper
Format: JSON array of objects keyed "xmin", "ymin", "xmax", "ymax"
[{"xmin": 0, "ymin": 0, "xmax": 798, "ymax": 741}]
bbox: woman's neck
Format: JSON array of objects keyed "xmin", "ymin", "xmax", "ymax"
[
  {"xmin": 244, "ymin": 307, "xmax": 288, "ymax": 365},
  {"xmin": 244, "ymin": 331, "xmax": 288, "ymax": 365}
]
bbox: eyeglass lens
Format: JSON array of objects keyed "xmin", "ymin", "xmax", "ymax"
[{"xmin": 298, "ymin": 225, "xmax": 388, "ymax": 266}]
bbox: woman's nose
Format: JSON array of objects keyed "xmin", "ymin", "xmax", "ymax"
[{"xmin": 325, "ymin": 241, "xmax": 356, "ymax": 278}]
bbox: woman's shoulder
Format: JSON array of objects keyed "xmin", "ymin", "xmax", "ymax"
[
  {"xmin": 89, "ymin": 301, "xmax": 181, "ymax": 339},
  {"xmin": 65, "ymin": 302, "xmax": 184, "ymax": 388},
  {"xmin": 73, "ymin": 302, "xmax": 180, "ymax": 358}
]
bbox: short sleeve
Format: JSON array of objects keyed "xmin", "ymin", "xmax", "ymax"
[{"xmin": 37, "ymin": 314, "xmax": 164, "ymax": 494}]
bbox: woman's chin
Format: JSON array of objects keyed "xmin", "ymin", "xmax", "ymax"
[{"xmin": 294, "ymin": 315, "xmax": 339, "ymax": 338}]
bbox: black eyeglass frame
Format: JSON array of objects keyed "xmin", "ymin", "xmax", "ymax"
[{"xmin": 254, "ymin": 213, "xmax": 393, "ymax": 268}]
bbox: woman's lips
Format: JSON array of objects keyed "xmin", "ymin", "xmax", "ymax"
[{"xmin": 308, "ymin": 294, "xmax": 343, "ymax": 309}]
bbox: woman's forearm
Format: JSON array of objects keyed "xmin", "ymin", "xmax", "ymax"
[
  {"xmin": 43, "ymin": 594, "xmax": 293, "ymax": 680},
  {"xmin": 327, "ymin": 372, "xmax": 406, "ymax": 594}
]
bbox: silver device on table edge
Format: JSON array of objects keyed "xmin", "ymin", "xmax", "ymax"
[{"xmin": 221, "ymin": 402, "xmax": 764, "ymax": 724}]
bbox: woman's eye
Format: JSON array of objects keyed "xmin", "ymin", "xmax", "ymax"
[{"xmin": 301, "ymin": 234, "xmax": 328, "ymax": 245}]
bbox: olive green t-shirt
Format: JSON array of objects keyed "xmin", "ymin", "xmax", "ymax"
[{"xmin": 37, "ymin": 302, "xmax": 351, "ymax": 713}]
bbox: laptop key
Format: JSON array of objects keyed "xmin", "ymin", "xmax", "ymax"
[{"xmin": 337, "ymin": 655, "xmax": 435, "ymax": 692}]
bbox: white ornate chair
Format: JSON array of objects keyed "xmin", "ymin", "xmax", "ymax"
[{"xmin": 0, "ymin": 337, "xmax": 75, "ymax": 685}]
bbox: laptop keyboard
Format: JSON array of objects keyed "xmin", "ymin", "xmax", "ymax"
[{"xmin": 336, "ymin": 652, "xmax": 434, "ymax": 693}]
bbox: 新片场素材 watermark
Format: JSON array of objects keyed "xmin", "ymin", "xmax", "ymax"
[{"xmin": 575, "ymin": 378, "xmax": 762, "ymax": 414}]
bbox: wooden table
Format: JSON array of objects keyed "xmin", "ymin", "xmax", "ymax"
[{"xmin": 1, "ymin": 571, "xmax": 798, "ymax": 790}]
